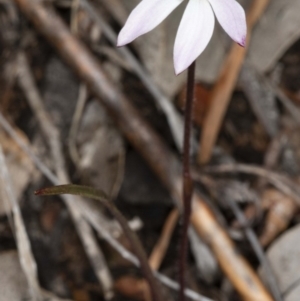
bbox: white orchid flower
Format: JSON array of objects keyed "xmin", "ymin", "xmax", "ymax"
[{"xmin": 117, "ymin": 0, "xmax": 247, "ymax": 75}]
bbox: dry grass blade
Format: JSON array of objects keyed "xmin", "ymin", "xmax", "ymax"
[
  {"xmin": 0, "ymin": 145, "xmax": 42, "ymax": 301},
  {"xmin": 17, "ymin": 52, "xmax": 114, "ymax": 300},
  {"xmin": 68, "ymin": 83, "xmax": 88, "ymax": 165},
  {"xmin": 149, "ymin": 208, "xmax": 179, "ymax": 271},
  {"xmin": 198, "ymin": 0, "xmax": 271, "ymax": 164}
]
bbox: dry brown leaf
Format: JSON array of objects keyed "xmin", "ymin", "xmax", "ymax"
[
  {"xmin": 260, "ymin": 189, "xmax": 297, "ymax": 247},
  {"xmin": 114, "ymin": 276, "xmax": 151, "ymax": 301},
  {"xmin": 178, "ymin": 83, "xmax": 212, "ymax": 126}
]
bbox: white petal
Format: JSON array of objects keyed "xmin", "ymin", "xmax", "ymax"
[
  {"xmin": 174, "ymin": 0, "xmax": 215, "ymax": 75},
  {"xmin": 117, "ymin": 0, "xmax": 183, "ymax": 46},
  {"xmin": 208, "ymin": 0, "xmax": 246, "ymax": 46}
]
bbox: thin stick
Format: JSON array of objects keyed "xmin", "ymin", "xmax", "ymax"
[
  {"xmin": 179, "ymin": 61, "xmax": 196, "ymax": 301},
  {"xmin": 229, "ymin": 200, "xmax": 283, "ymax": 301},
  {"xmin": 149, "ymin": 208, "xmax": 179, "ymax": 270},
  {"xmin": 198, "ymin": 0, "xmax": 271, "ymax": 164},
  {"xmin": 68, "ymin": 83, "xmax": 88, "ymax": 165},
  {"xmin": 202, "ymin": 164, "xmax": 300, "ymax": 205},
  {"xmin": 70, "ymin": 0, "xmax": 80, "ymax": 34}
]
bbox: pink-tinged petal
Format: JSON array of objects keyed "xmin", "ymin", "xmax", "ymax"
[
  {"xmin": 117, "ymin": 0, "xmax": 183, "ymax": 46},
  {"xmin": 208, "ymin": 0, "xmax": 247, "ymax": 46},
  {"xmin": 174, "ymin": 0, "xmax": 215, "ymax": 75}
]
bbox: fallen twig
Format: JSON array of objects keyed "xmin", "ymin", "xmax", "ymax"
[
  {"xmin": 229, "ymin": 199, "xmax": 283, "ymax": 301},
  {"xmin": 202, "ymin": 164, "xmax": 300, "ymax": 206},
  {"xmin": 149, "ymin": 208, "xmax": 179, "ymax": 271},
  {"xmin": 198, "ymin": 0, "xmax": 271, "ymax": 164},
  {"xmin": 191, "ymin": 194, "xmax": 273, "ymax": 301}
]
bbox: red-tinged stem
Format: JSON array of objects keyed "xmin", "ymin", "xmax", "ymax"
[{"xmin": 179, "ymin": 61, "xmax": 196, "ymax": 301}]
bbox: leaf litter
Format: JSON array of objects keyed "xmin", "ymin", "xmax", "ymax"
[{"xmin": 1, "ymin": 0, "xmax": 300, "ymax": 300}]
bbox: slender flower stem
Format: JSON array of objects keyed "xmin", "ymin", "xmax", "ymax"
[{"xmin": 179, "ymin": 61, "xmax": 196, "ymax": 301}]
